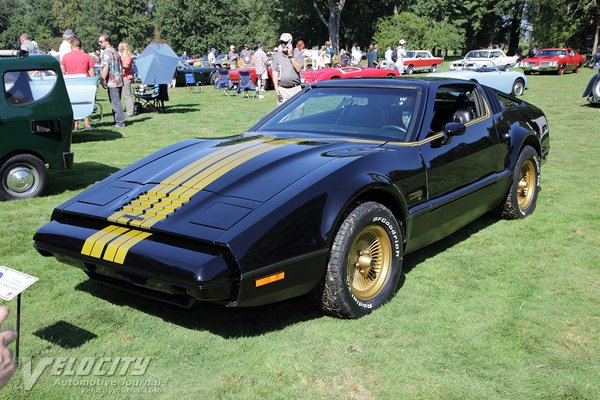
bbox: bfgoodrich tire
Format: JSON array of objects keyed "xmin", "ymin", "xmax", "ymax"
[
  {"xmin": 498, "ymin": 145, "xmax": 540, "ymax": 219},
  {"xmin": 0, "ymin": 154, "xmax": 47, "ymax": 201},
  {"xmin": 319, "ymin": 202, "xmax": 403, "ymax": 318}
]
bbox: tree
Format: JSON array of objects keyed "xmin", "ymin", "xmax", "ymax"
[
  {"xmin": 373, "ymin": 12, "xmax": 463, "ymax": 55},
  {"xmin": 313, "ymin": 0, "xmax": 346, "ymax": 53}
]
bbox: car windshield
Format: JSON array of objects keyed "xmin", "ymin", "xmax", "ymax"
[
  {"xmin": 255, "ymin": 86, "xmax": 420, "ymax": 141},
  {"xmin": 406, "ymin": 51, "xmax": 416, "ymax": 58},
  {"xmin": 465, "ymin": 51, "xmax": 490, "ymax": 58},
  {"xmin": 536, "ymin": 49, "xmax": 566, "ymax": 57}
]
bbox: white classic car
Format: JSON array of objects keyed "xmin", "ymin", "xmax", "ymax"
[{"xmin": 449, "ymin": 49, "xmax": 519, "ymax": 71}]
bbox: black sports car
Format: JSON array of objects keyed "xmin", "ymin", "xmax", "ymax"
[
  {"xmin": 174, "ymin": 62, "xmax": 218, "ymax": 86},
  {"xmin": 582, "ymin": 72, "xmax": 600, "ymax": 104},
  {"xmin": 34, "ymin": 78, "xmax": 550, "ymax": 318}
]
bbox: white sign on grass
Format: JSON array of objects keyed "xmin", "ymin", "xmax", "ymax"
[{"xmin": 0, "ymin": 266, "xmax": 38, "ymax": 301}]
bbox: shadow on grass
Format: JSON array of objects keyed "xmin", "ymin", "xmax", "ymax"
[
  {"xmin": 70, "ymin": 214, "xmax": 498, "ymax": 337},
  {"xmin": 72, "ymin": 130, "xmax": 124, "ymax": 143},
  {"xmin": 34, "ymin": 321, "xmax": 98, "ymax": 349},
  {"xmin": 75, "ymin": 280, "xmax": 322, "ymax": 339},
  {"xmin": 397, "ymin": 214, "xmax": 498, "ymax": 290},
  {"xmin": 45, "ymin": 162, "xmax": 120, "ymax": 196}
]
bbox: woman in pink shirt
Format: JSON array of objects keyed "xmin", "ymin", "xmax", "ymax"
[{"xmin": 118, "ymin": 42, "xmax": 135, "ymax": 117}]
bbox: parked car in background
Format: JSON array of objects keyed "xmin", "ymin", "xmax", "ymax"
[
  {"xmin": 582, "ymin": 72, "xmax": 600, "ymax": 104},
  {"xmin": 174, "ymin": 61, "xmax": 218, "ymax": 86},
  {"xmin": 519, "ymin": 48, "xmax": 585, "ymax": 75},
  {"xmin": 429, "ymin": 63, "xmax": 528, "ymax": 96},
  {"xmin": 403, "ymin": 50, "xmax": 444, "ymax": 74},
  {"xmin": 450, "ymin": 49, "xmax": 519, "ymax": 70},
  {"xmin": 301, "ymin": 66, "xmax": 398, "ymax": 85},
  {"xmin": 1, "ymin": 50, "xmax": 74, "ymax": 200},
  {"xmin": 34, "ymin": 77, "xmax": 549, "ymax": 318}
]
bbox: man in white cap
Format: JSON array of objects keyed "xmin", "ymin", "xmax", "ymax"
[
  {"xmin": 395, "ymin": 39, "xmax": 407, "ymax": 74},
  {"xmin": 271, "ymin": 32, "xmax": 304, "ymax": 105}
]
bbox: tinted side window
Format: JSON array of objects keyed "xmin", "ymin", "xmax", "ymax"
[
  {"xmin": 430, "ymin": 84, "xmax": 481, "ymax": 132},
  {"xmin": 4, "ymin": 70, "xmax": 57, "ymax": 106},
  {"xmin": 497, "ymin": 93, "xmax": 523, "ymax": 110}
]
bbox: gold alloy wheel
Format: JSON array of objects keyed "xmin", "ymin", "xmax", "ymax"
[
  {"xmin": 347, "ymin": 225, "xmax": 392, "ymax": 301},
  {"xmin": 517, "ymin": 159, "xmax": 536, "ymax": 210}
]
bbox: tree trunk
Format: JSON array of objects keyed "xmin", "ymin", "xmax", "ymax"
[
  {"xmin": 593, "ymin": 18, "xmax": 599, "ymax": 54},
  {"xmin": 313, "ymin": 0, "xmax": 346, "ymax": 53},
  {"xmin": 508, "ymin": 0, "xmax": 523, "ymax": 55}
]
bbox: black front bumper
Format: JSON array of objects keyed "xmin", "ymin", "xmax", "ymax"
[{"xmin": 34, "ymin": 218, "xmax": 238, "ymax": 307}]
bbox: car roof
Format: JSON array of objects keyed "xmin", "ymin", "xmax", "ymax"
[{"xmin": 310, "ymin": 76, "xmax": 466, "ymax": 90}]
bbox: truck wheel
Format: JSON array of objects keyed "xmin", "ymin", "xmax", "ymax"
[
  {"xmin": 498, "ymin": 146, "xmax": 540, "ymax": 219},
  {"xmin": 0, "ymin": 154, "xmax": 47, "ymax": 200},
  {"xmin": 319, "ymin": 202, "xmax": 403, "ymax": 318}
]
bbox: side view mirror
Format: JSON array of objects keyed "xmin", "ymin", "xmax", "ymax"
[{"xmin": 443, "ymin": 122, "xmax": 466, "ymax": 136}]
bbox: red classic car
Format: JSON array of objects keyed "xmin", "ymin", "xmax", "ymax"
[
  {"xmin": 301, "ymin": 66, "xmax": 399, "ymax": 85},
  {"xmin": 519, "ymin": 48, "xmax": 585, "ymax": 75},
  {"xmin": 228, "ymin": 68, "xmax": 257, "ymax": 84},
  {"xmin": 403, "ymin": 50, "xmax": 444, "ymax": 74}
]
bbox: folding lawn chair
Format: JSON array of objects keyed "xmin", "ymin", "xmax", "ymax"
[
  {"xmin": 185, "ymin": 73, "xmax": 202, "ymax": 94},
  {"xmin": 134, "ymin": 84, "xmax": 169, "ymax": 112},
  {"xmin": 237, "ymin": 70, "xmax": 258, "ymax": 98},
  {"xmin": 214, "ymin": 69, "xmax": 234, "ymax": 96}
]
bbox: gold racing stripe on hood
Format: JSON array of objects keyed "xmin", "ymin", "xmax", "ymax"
[
  {"xmin": 80, "ymin": 225, "xmax": 152, "ymax": 265},
  {"xmin": 106, "ymin": 137, "xmax": 294, "ymax": 229}
]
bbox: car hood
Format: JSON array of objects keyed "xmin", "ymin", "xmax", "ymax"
[{"xmin": 55, "ymin": 133, "xmax": 385, "ymax": 242}]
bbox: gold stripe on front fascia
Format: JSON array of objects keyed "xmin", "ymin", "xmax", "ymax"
[
  {"xmin": 81, "ymin": 225, "xmax": 122, "ymax": 256},
  {"xmin": 89, "ymin": 226, "xmax": 130, "ymax": 258},
  {"xmin": 80, "ymin": 225, "xmax": 130, "ymax": 258},
  {"xmin": 103, "ymin": 229, "xmax": 152, "ymax": 264}
]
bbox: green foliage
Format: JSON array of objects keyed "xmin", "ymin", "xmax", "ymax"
[
  {"xmin": 524, "ymin": 0, "xmax": 600, "ymax": 49},
  {"xmin": 373, "ymin": 12, "xmax": 464, "ymax": 53}
]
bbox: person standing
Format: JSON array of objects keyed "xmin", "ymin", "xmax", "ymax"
[
  {"xmin": 254, "ymin": 43, "xmax": 268, "ymax": 96},
  {"xmin": 384, "ymin": 46, "xmax": 393, "ymax": 68},
  {"xmin": 395, "ymin": 39, "xmax": 407, "ymax": 74},
  {"xmin": 61, "ymin": 37, "xmax": 96, "ymax": 130},
  {"xmin": 324, "ymin": 40, "xmax": 334, "ymax": 67},
  {"xmin": 98, "ymin": 34, "xmax": 125, "ymax": 128},
  {"xmin": 367, "ymin": 42, "xmax": 379, "ymax": 68},
  {"xmin": 207, "ymin": 48, "xmax": 216, "ymax": 67},
  {"xmin": 59, "ymin": 29, "xmax": 75, "ymax": 60},
  {"xmin": 228, "ymin": 45, "xmax": 238, "ymax": 68},
  {"xmin": 0, "ymin": 306, "xmax": 17, "ymax": 389},
  {"xmin": 19, "ymin": 33, "xmax": 40, "ymax": 54},
  {"xmin": 240, "ymin": 43, "xmax": 254, "ymax": 66},
  {"xmin": 118, "ymin": 42, "xmax": 135, "ymax": 117},
  {"xmin": 271, "ymin": 33, "xmax": 304, "ymax": 105}
]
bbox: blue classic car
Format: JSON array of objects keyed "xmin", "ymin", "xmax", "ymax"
[
  {"xmin": 429, "ymin": 64, "xmax": 528, "ymax": 96},
  {"xmin": 34, "ymin": 78, "xmax": 549, "ymax": 318}
]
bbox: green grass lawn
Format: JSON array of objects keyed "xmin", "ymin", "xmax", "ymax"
[{"xmin": 1, "ymin": 69, "xmax": 599, "ymax": 399}]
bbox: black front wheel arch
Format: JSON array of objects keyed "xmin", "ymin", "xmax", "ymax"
[
  {"xmin": 497, "ymin": 145, "xmax": 540, "ymax": 219},
  {"xmin": 318, "ymin": 201, "xmax": 403, "ymax": 318}
]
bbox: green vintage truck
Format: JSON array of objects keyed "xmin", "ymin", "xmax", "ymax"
[{"xmin": 0, "ymin": 50, "xmax": 73, "ymax": 200}]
